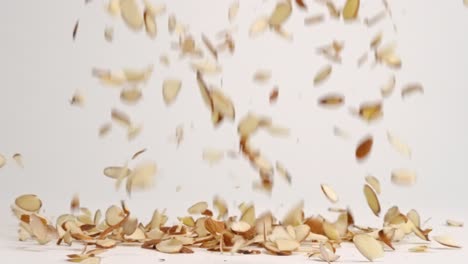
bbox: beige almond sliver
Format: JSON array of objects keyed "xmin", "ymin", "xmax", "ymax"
[
  {"xmin": 120, "ymin": 0, "xmax": 144, "ymax": 30},
  {"xmin": 191, "ymin": 60, "xmax": 221, "ymax": 75},
  {"xmin": 253, "ymin": 70, "xmax": 271, "ymax": 83},
  {"xmin": 126, "ymin": 162, "xmax": 156, "ymax": 194},
  {"xmin": 144, "ymin": 9, "xmax": 157, "ymax": 38},
  {"xmin": 314, "ymin": 65, "xmax": 332, "ymax": 85},
  {"xmin": 156, "ymin": 238, "xmax": 183, "ymax": 253},
  {"xmin": 321, "ymin": 184, "xmax": 338, "ymax": 203},
  {"xmin": 111, "ymin": 109, "xmax": 131, "ymax": 128},
  {"xmin": 353, "ymin": 234, "xmax": 384, "ymax": 261},
  {"xmin": 202, "ymin": 148, "xmax": 224, "ymax": 165},
  {"xmin": 381, "ymin": 75, "xmax": 396, "ymax": 97},
  {"xmin": 387, "ymin": 132, "xmax": 411, "ymax": 158},
  {"xmin": 15, "ymin": 194, "xmax": 42, "ymax": 212},
  {"xmin": 363, "ymin": 184, "xmax": 381, "ymax": 216},
  {"xmin": 162, "ymin": 79, "xmax": 182, "ymax": 105},
  {"xmin": 343, "ymin": 0, "xmax": 360, "ymax": 20},
  {"xmin": 447, "ymin": 219, "xmax": 464, "ymax": 227},
  {"xmin": 80, "ymin": 257, "xmax": 101, "ymax": 264},
  {"xmin": 188, "ymin": 201, "xmax": 208, "ymax": 215},
  {"xmin": 249, "ymin": 17, "xmax": 269, "ymax": 37},
  {"xmin": 433, "ymin": 235, "xmax": 462, "ymax": 248},
  {"xmin": 276, "ymin": 239, "xmax": 300, "ymax": 251},
  {"xmin": 409, "ymin": 245, "xmax": 428, "ymax": 252},
  {"xmin": 269, "ymin": 1, "xmax": 292, "ymax": 26},
  {"xmin": 228, "ymin": 1, "xmax": 239, "ymax": 22},
  {"xmin": 391, "ymin": 169, "xmax": 417, "ymax": 186},
  {"xmin": 365, "ymin": 176, "xmax": 381, "ymax": 195},
  {"xmin": 13, "ymin": 153, "xmax": 24, "ymax": 168},
  {"xmin": 99, "ymin": 123, "xmax": 112, "ymax": 137},
  {"xmin": 120, "ymin": 87, "xmax": 142, "ymax": 104},
  {"xmin": 402, "ymin": 83, "xmax": 424, "ymax": 99}
]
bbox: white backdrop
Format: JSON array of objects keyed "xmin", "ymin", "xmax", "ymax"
[{"xmin": 1, "ymin": 0, "xmax": 468, "ymax": 263}]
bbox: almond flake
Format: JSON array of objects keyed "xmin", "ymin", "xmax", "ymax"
[
  {"xmin": 30, "ymin": 214, "xmax": 52, "ymax": 244},
  {"xmin": 381, "ymin": 75, "xmax": 396, "ymax": 97},
  {"xmin": 126, "ymin": 162, "xmax": 156, "ymax": 194},
  {"xmin": 365, "ymin": 176, "xmax": 381, "ymax": 194},
  {"xmin": 447, "ymin": 219, "xmax": 464, "ymax": 227},
  {"xmin": 314, "ymin": 65, "xmax": 332, "ymax": 85},
  {"xmin": 144, "ymin": 9, "xmax": 157, "ymax": 38},
  {"xmin": 120, "ymin": 87, "xmax": 142, "ymax": 104},
  {"xmin": 240, "ymin": 205, "xmax": 255, "ymax": 226},
  {"xmin": 191, "ymin": 60, "xmax": 221, "ymax": 75},
  {"xmin": 264, "ymin": 241, "xmax": 291, "ymax": 255},
  {"xmin": 105, "ymin": 205, "xmax": 124, "ymax": 226},
  {"xmin": 201, "ymin": 34, "xmax": 218, "ymax": 59},
  {"xmin": 269, "ymin": 88, "xmax": 279, "ymax": 103},
  {"xmin": 120, "ymin": 0, "xmax": 144, "ymax": 30},
  {"xmin": 304, "ymin": 14, "xmax": 324, "ymax": 25},
  {"xmin": 213, "ymin": 196, "xmax": 228, "ymax": 220},
  {"xmin": 363, "ymin": 184, "xmax": 381, "ymax": 216},
  {"xmin": 72, "ymin": 20, "xmax": 79, "ymax": 40},
  {"xmin": 318, "ymin": 94, "xmax": 344, "ymax": 107},
  {"xmin": 70, "ymin": 91, "xmax": 84, "ymax": 106},
  {"xmin": 253, "ymin": 70, "xmax": 271, "ymax": 83},
  {"xmin": 104, "ymin": 166, "xmax": 131, "ymax": 179},
  {"xmin": 269, "ymin": 1, "xmax": 292, "ymax": 26},
  {"xmin": 355, "ymin": 136, "xmax": 373, "ymax": 161},
  {"xmin": 370, "ymin": 32, "xmax": 383, "ymax": 49},
  {"xmin": 99, "ymin": 123, "xmax": 112, "ymax": 137},
  {"xmin": 96, "ymin": 239, "xmax": 117, "ymax": 249},
  {"xmin": 295, "ymin": 0, "xmax": 307, "ymax": 10},
  {"xmin": 323, "ymin": 221, "xmax": 340, "ymax": 241},
  {"xmin": 81, "ymin": 257, "xmax": 101, "ymax": 264},
  {"xmin": 108, "ymin": 0, "xmax": 121, "ymax": 16},
  {"xmin": 0, "ymin": 154, "xmax": 5, "ymax": 168},
  {"xmin": 319, "ymin": 242, "xmax": 340, "ymax": 263},
  {"xmin": 156, "ymin": 238, "xmax": 184, "ymax": 253},
  {"xmin": 160, "ymin": 54, "xmax": 170, "ymax": 66},
  {"xmin": 353, "ymin": 234, "xmax": 384, "ymax": 261},
  {"xmin": 401, "ymin": 83, "xmax": 424, "ymax": 99},
  {"xmin": 111, "ymin": 109, "xmax": 131, "ymax": 128},
  {"xmin": 15, "ymin": 194, "xmax": 42, "ymax": 212},
  {"xmin": 407, "ymin": 209, "xmax": 421, "ymax": 228},
  {"xmin": 202, "ymin": 148, "xmax": 224, "ymax": 165},
  {"xmin": 276, "ymin": 162, "xmax": 292, "ymax": 184},
  {"xmin": 358, "ymin": 102, "xmax": 383, "ymax": 122},
  {"xmin": 104, "ymin": 27, "xmax": 114, "ymax": 42},
  {"xmin": 326, "ymin": 2, "xmax": 340, "ymax": 18},
  {"xmin": 162, "ymin": 79, "xmax": 182, "ymax": 104},
  {"xmin": 433, "ymin": 235, "xmax": 462, "ymax": 248},
  {"xmin": 131, "ymin": 148, "xmax": 147, "ymax": 160},
  {"xmin": 283, "ymin": 201, "xmax": 303, "ymax": 227},
  {"xmin": 228, "ymin": 1, "xmax": 239, "ymax": 22},
  {"xmin": 387, "ymin": 132, "xmax": 411, "ymax": 158},
  {"xmin": 13, "ymin": 153, "xmax": 23, "ymax": 168},
  {"xmin": 276, "ymin": 239, "xmax": 300, "ymax": 251},
  {"xmin": 365, "ymin": 10, "xmax": 386, "ymax": 27},
  {"xmin": 409, "ymin": 245, "xmax": 428, "ymax": 252},
  {"xmin": 188, "ymin": 201, "xmax": 208, "ymax": 215},
  {"xmin": 321, "ymin": 184, "xmax": 339, "ymax": 203},
  {"xmin": 391, "ymin": 169, "xmax": 416, "ymax": 186},
  {"xmin": 343, "ymin": 0, "xmax": 360, "ymax": 20},
  {"xmin": 249, "ymin": 17, "xmax": 269, "ymax": 37}
]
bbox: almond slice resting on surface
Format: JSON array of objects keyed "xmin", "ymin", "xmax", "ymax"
[
  {"xmin": 433, "ymin": 235, "xmax": 462, "ymax": 248},
  {"xmin": 353, "ymin": 234, "xmax": 384, "ymax": 261},
  {"xmin": 15, "ymin": 194, "xmax": 42, "ymax": 212}
]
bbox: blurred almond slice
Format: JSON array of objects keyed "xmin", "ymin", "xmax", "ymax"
[
  {"xmin": 188, "ymin": 201, "xmax": 208, "ymax": 215},
  {"xmin": 240, "ymin": 205, "xmax": 255, "ymax": 226},
  {"xmin": 321, "ymin": 184, "xmax": 338, "ymax": 203},
  {"xmin": 272, "ymin": 26, "xmax": 293, "ymax": 41},
  {"xmin": 70, "ymin": 91, "xmax": 85, "ymax": 107},
  {"xmin": 96, "ymin": 239, "xmax": 117, "ymax": 249},
  {"xmin": 357, "ymin": 52, "xmax": 368, "ymax": 66},
  {"xmin": 249, "ymin": 17, "xmax": 269, "ymax": 37},
  {"xmin": 333, "ymin": 126, "xmax": 350, "ymax": 139},
  {"xmin": 318, "ymin": 94, "xmax": 344, "ymax": 107},
  {"xmin": 314, "ymin": 65, "xmax": 332, "ymax": 85},
  {"xmin": 401, "ymin": 83, "xmax": 424, "ymax": 99},
  {"xmin": 168, "ymin": 14, "xmax": 176, "ymax": 33},
  {"xmin": 304, "ymin": 14, "xmax": 324, "ymax": 25},
  {"xmin": 120, "ymin": 0, "xmax": 144, "ymax": 30},
  {"xmin": 433, "ymin": 235, "xmax": 462, "ymax": 248},
  {"xmin": 358, "ymin": 102, "xmax": 383, "ymax": 122},
  {"xmin": 253, "ymin": 70, "xmax": 271, "ymax": 83},
  {"xmin": 15, "ymin": 194, "xmax": 42, "ymax": 212},
  {"xmin": 120, "ymin": 87, "xmax": 142, "ymax": 104},
  {"xmin": 269, "ymin": 88, "xmax": 279, "ymax": 104},
  {"xmin": 127, "ymin": 124, "xmax": 142, "ymax": 141},
  {"xmin": 343, "ymin": 0, "xmax": 360, "ymax": 20},
  {"xmin": 364, "ymin": 184, "xmax": 381, "ymax": 216},
  {"xmin": 269, "ymin": 1, "xmax": 292, "ymax": 26},
  {"xmin": 211, "ymin": 89, "xmax": 235, "ymax": 120},
  {"xmin": 323, "ymin": 221, "xmax": 340, "ymax": 241},
  {"xmin": 325, "ymin": 2, "xmax": 340, "ymax": 18},
  {"xmin": 319, "ymin": 242, "xmax": 340, "ymax": 263},
  {"xmin": 370, "ymin": 32, "xmax": 383, "ymax": 49},
  {"xmin": 160, "ymin": 54, "xmax": 170, "ymax": 66},
  {"xmin": 108, "ymin": 0, "xmax": 121, "ymax": 16},
  {"xmin": 376, "ymin": 43, "xmax": 402, "ymax": 68},
  {"xmin": 276, "ymin": 162, "xmax": 292, "ymax": 184},
  {"xmin": 131, "ymin": 148, "xmax": 146, "ymax": 160},
  {"xmin": 70, "ymin": 194, "xmax": 80, "ymax": 213},
  {"xmin": 191, "ymin": 60, "xmax": 221, "ymax": 75},
  {"xmin": 365, "ymin": 10, "xmax": 386, "ymax": 27},
  {"xmin": 365, "ymin": 176, "xmax": 381, "ymax": 194},
  {"xmin": 104, "ymin": 27, "xmax": 114, "ymax": 42},
  {"xmin": 355, "ymin": 136, "xmax": 373, "ymax": 161},
  {"xmin": 143, "ymin": 1, "xmax": 165, "ymax": 16},
  {"xmin": 264, "ymin": 241, "xmax": 291, "ymax": 255},
  {"xmin": 144, "ymin": 9, "xmax": 157, "ymax": 38},
  {"xmin": 13, "ymin": 153, "xmax": 23, "ymax": 168},
  {"xmin": 105, "ymin": 205, "xmax": 124, "ymax": 226},
  {"xmin": 202, "ymin": 148, "xmax": 224, "ymax": 165},
  {"xmin": 103, "ymin": 166, "xmax": 131, "ymax": 179},
  {"xmin": 201, "ymin": 34, "xmax": 217, "ymax": 59},
  {"xmin": 276, "ymin": 239, "xmax": 299, "ymax": 251},
  {"xmin": 156, "ymin": 238, "xmax": 183, "ymax": 253},
  {"xmin": 162, "ymin": 79, "xmax": 182, "ymax": 105},
  {"xmin": 265, "ymin": 124, "xmax": 289, "ymax": 137},
  {"xmin": 407, "ymin": 209, "xmax": 420, "ymax": 228},
  {"xmin": 99, "ymin": 123, "xmax": 112, "ymax": 137},
  {"xmin": 283, "ymin": 201, "xmax": 303, "ymax": 226},
  {"xmin": 447, "ymin": 219, "xmax": 463, "ymax": 227},
  {"xmin": 0, "ymin": 154, "xmax": 5, "ymax": 168},
  {"xmin": 353, "ymin": 234, "xmax": 384, "ymax": 261},
  {"xmin": 111, "ymin": 109, "xmax": 131, "ymax": 128},
  {"xmin": 213, "ymin": 196, "xmax": 228, "ymax": 220},
  {"xmin": 295, "ymin": 0, "xmax": 307, "ymax": 9},
  {"xmin": 391, "ymin": 169, "xmax": 416, "ymax": 186},
  {"xmin": 465, "ymin": 0, "xmax": 468, "ymax": 6},
  {"xmin": 126, "ymin": 162, "xmax": 156, "ymax": 194},
  {"xmin": 387, "ymin": 132, "xmax": 411, "ymax": 158},
  {"xmin": 381, "ymin": 75, "xmax": 396, "ymax": 97},
  {"xmin": 228, "ymin": 1, "xmax": 239, "ymax": 22},
  {"xmin": 231, "ymin": 221, "xmax": 251, "ymax": 233},
  {"xmin": 409, "ymin": 245, "xmax": 428, "ymax": 252}
]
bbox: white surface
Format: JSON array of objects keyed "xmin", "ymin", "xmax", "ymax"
[{"xmin": 1, "ymin": 0, "xmax": 468, "ymax": 263}]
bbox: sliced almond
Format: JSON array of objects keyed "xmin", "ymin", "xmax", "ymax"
[
  {"xmin": 409, "ymin": 245, "xmax": 428, "ymax": 252},
  {"xmin": 407, "ymin": 209, "xmax": 421, "ymax": 228},
  {"xmin": 201, "ymin": 34, "xmax": 218, "ymax": 59},
  {"xmin": 99, "ymin": 123, "xmax": 112, "ymax": 138},
  {"xmin": 282, "ymin": 201, "xmax": 303, "ymax": 227},
  {"xmin": 323, "ymin": 221, "xmax": 340, "ymax": 241},
  {"xmin": 447, "ymin": 219, "xmax": 464, "ymax": 227},
  {"xmin": 126, "ymin": 162, "xmax": 157, "ymax": 194},
  {"xmin": 108, "ymin": 0, "xmax": 121, "ymax": 16},
  {"xmin": 387, "ymin": 132, "xmax": 411, "ymax": 158},
  {"xmin": 156, "ymin": 238, "xmax": 183, "ymax": 253},
  {"xmin": 13, "ymin": 153, "xmax": 23, "ymax": 168},
  {"xmin": 188, "ymin": 201, "xmax": 208, "ymax": 215},
  {"xmin": 318, "ymin": 94, "xmax": 344, "ymax": 107},
  {"xmin": 105, "ymin": 205, "xmax": 124, "ymax": 226},
  {"xmin": 131, "ymin": 149, "xmax": 147, "ymax": 160},
  {"xmin": 401, "ymin": 83, "xmax": 424, "ymax": 98},
  {"xmin": 30, "ymin": 214, "xmax": 51, "ymax": 244},
  {"xmin": 111, "ymin": 109, "xmax": 131, "ymax": 128},
  {"xmin": 356, "ymin": 136, "xmax": 373, "ymax": 161},
  {"xmin": 228, "ymin": 1, "xmax": 239, "ymax": 22},
  {"xmin": 213, "ymin": 196, "xmax": 228, "ymax": 220},
  {"xmin": 276, "ymin": 162, "xmax": 292, "ymax": 184},
  {"xmin": 391, "ymin": 169, "xmax": 417, "ymax": 186},
  {"xmin": 15, "ymin": 194, "xmax": 42, "ymax": 212},
  {"xmin": 253, "ymin": 70, "xmax": 271, "ymax": 83},
  {"xmin": 211, "ymin": 89, "xmax": 235, "ymax": 120},
  {"xmin": 120, "ymin": 87, "xmax": 142, "ymax": 104},
  {"xmin": 264, "ymin": 241, "xmax": 291, "ymax": 255},
  {"xmin": 276, "ymin": 239, "xmax": 299, "ymax": 251},
  {"xmin": 358, "ymin": 102, "xmax": 383, "ymax": 122},
  {"xmin": 120, "ymin": 0, "xmax": 144, "ymax": 30},
  {"xmin": 240, "ymin": 205, "xmax": 256, "ymax": 226},
  {"xmin": 433, "ymin": 235, "xmax": 462, "ymax": 248},
  {"xmin": 353, "ymin": 234, "xmax": 384, "ymax": 261},
  {"xmin": 104, "ymin": 166, "xmax": 131, "ymax": 179},
  {"xmin": 202, "ymin": 148, "xmax": 224, "ymax": 165},
  {"xmin": 321, "ymin": 184, "xmax": 339, "ymax": 203},
  {"xmin": 249, "ymin": 17, "xmax": 269, "ymax": 37},
  {"xmin": 314, "ymin": 65, "xmax": 332, "ymax": 85},
  {"xmin": 381, "ymin": 75, "xmax": 396, "ymax": 97},
  {"xmin": 144, "ymin": 9, "xmax": 157, "ymax": 38},
  {"xmin": 304, "ymin": 14, "xmax": 324, "ymax": 25},
  {"xmin": 269, "ymin": 1, "xmax": 292, "ymax": 27},
  {"xmin": 70, "ymin": 194, "xmax": 80, "ymax": 213},
  {"xmin": 269, "ymin": 88, "xmax": 279, "ymax": 104},
  {"xmin": 326, "ymin": 2, "xmax": 340, "ymax": 18},
  {"xmin": 363, "ymin": 184, "xmax": 381, "ymax": 216},
  {"xmin": 370, "ymin": 32, "xmax": 383, "ymax": 49},
  {"xmin": 365, "ymin": 10, "xmax": 386, "ymax": 27},
  {"xmin": 343, "ymin": 0, "xmax": 360, "ymax": 20},
  {"xmin": 70, "ymin": 91, "xmax": 84, "ymax": 106},
  {"xmin": 365, "ymin": 176, "xmax": 381, "ymax": 195},
  {"xmin": 191, "ymin": 60, "xmax": 221, "ymax": 75},
  {"xmin": 162, "ymin": 79, "xmax": 182, "ymax": 105}
]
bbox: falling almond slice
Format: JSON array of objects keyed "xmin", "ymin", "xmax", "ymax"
[
  {"xmin": 272, "ymin": 25, "xmax": 293, "ymax": 41},
  {"xmin": 381, "ymin": 75, "xmax": 396, "ymax": 97},
  {"xmin": 319, "ymin": 242, "xmax": 340, "ymax": 263},
  {"xmin": 325, "ymin": 2, "xmax": 340, "ymax": 18},
  {"xmin": 108, "ymin": 0, "xmax": 121, "ymax": 16},
  {"xmin": 202, "ymin": 148, "xmax": 224, "ymax": 165},
  {"xmin": 465, "ymin": 0, "xmax": 468, "ymax": 7},
  {"xmin": 401, "ymin": 83, "xmax": 424, "ymax": 99},
  {"xmin": 365, "ymin": 176, "xmax": 381, "ymax": 194},
  {"xmin": 355, "ymin": 136, "xmax": 373, "ymax": 161},
  {"xmin": 343, "ymin": 0, "xmax": 360, "ymax": 20},
  {"xmin": 201, "ymin": 34, "xmax": 218, "ymax": 59},
  {"xmin": 15, "ymin": 194, "xmax": 42, "ymax": 212},
  {"xmin": 144, "ymin": 9, "xmax": 157, "ymax": 38},
  {"xmin": 295, "ymin": 0, "xmax": 307, "ymax": 10},
  {"xmin": 120, "ymin": 0, "xmax": 144, "ymax": 30},
  {"xmin": 253, "ymin": 70, "xmax": 271, "ymax": 83},
  {"xmin": 126, "ymin": 162, "xmax": 156, "ymax": 194},
  {"xmin": 276, "ymin": 162, "xmax": 292, "ymax": 185},
  {"xmin": 104, "ymin": 27, "xmax": 114, "ymax": 42},
  {"xmin": 120, "ymin": 87, "xmax": 142, "ymax": 104},
  {"xmin": 191, "ymin": 60, "xmax": 221, "ymax": 75},
  {"xmin": 13, "ymin": 153, "xmax": 23, "ymax": 168},
  {"xmin": 131, "ymin": 148, "xmax": 147, "ymax": 160},
  {"xmin": 409, "ymin": 245, "xmax": 428, "ymax": 252},
  {"xmin": 358, "ymin": 102, "xmax": 383, "ymax": 122},
  {"xmin": 318, "ymin": 94, "xmax": 344, "ymax": 107},
  {"xmin": 333, "ymin": 126, "xmax": 350, "ymax": 139},
  {"xmin": 228, "ymin": 1, "xmax": 239, "ymax": 22},
  {"xmin": 447, "ymin": 219, "xmax": 464, "ymax": 227},
  {"xmin": 105, "ymin": 205, "xmax": 125, "ymax": 226},
  {"xmin": 96, "ymin": 239, "xmax": 117, "ymax": 249},
  {"xmin": 304, "ymin": 14, "xmax": 324, "ymax": 25},
  {"xmin": 188, "ymin": 201, "xmax": 208, "ymax": 215},
  {"xmin": 363, "ymin": 184, "xmax": 381, "ymax": 216},
  {"xmin": 268, "ymin": 1, "xmax": 292, "ymax": 27},
  {"xmin": 391, "ymin": 169, "xmax": 417, "ymax": 186},
  {"xmin": 160, "ymin": 54, "xmax": 170, "ymax": 66},
  {"xmin": 111, "ymin": 109, "xmax": 131, "ymax": 128},
  {"xmin": 365, "ymin": 10, "xmax": 386, "ymax": 27},
  {"xmin": 99, "ymin": 123, "xmax": 112, "ymax": 138},
  {"xmin": 433, "ymin": 235, "xmax": 462, "ymax": 248},
  {"xmin": 314, "ymin": 65, "xmax": 332, "ymax": 86},
  {"xmin": 162, "ymin": 79, "xmax": 182, "ymax": 105},
  {"xmin": 156, "ymin": 238, "xmax": 184, "ymax": 253},
  {"xmin": 264, "ymin": 241, "xmax": 291, "ymax": 256},
  {"xmin": 387, "ymin": 132, "xmax": 411, "ymax": 158},
  {"xmin": 70, "ymin": 91, "xmax": 85, "ymax": 106},
  {"xmin": 407, "ymin": 209, "xmax": 421, "ymax": 228},
  {"xmin": 321, "ymin": 184, "xmax": 339, "ymax": 203},
  {"xmin": 240, "ymin": 205, "xmax": 255, "ymax": 226},
  {"xmin": 353, "ymin": 234, "xmax": 384, "ymax": 261},
  {"xmin": 269, "ymin": 88, "xmax": 279, "ymax": 104},
  {"xmin": 249, "ymin": 17, "xmax": 269, "ymax": 37},
  {"xmin": 211, "ymin": 89, "xmax": 235, "ymax": 120},
  {"xmin": 370, "ymin": 32, "xmax": 383, "ymax": 49},
  {"xmin": 282, "ymin": 201, "xmax": 303, "ymax": 227}
]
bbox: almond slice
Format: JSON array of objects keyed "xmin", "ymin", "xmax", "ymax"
[
  {"xmin": 319, "ymin": 242, "xmax": 340, "ymax": 263},
  {"xmin": 363, "ymin": 184, "xmax": 381, "ymax": 216},
  {"xmin": 318, "ymin": 94, "xmax": 344, "ymax": 107},
  {"xmin": 253, "ymin": 70, "xmax": 271, "ymax": 83},
  {"xmin": 120, "ymin": 87, "xmax": 142, "ymax": 104},
  {"xmin": 213, "ymin": 196, "xmax": 228, "ymax": 220},
  {"xmin": 433, "ymin": 235, "xmax": 462, "ymax": 248},
  {"xmin": 156, "ymin": 238, "xmax": 184, "ymax": 253},
  {"xmin": 276, "ymin": 239, "xmax": 299, "ymax": 251},
  {"xmin": 358, "ymin": 102, "xmax": 383, "ymax": 122},
  {"xmin": 13, "ymin": 153, "xmax": 23, "ymax": 168},
  {"xmin": 105, "ymin": 205, "xmax": 124, "ymax": 226},
  {"xmin": 191, "ymin": 60, "xmax": 221, "ymax": 75},
  {"xmin": 353, "ymin": 234, "xmax": 384, "ymax": 261},
  {"xmin": 409, "ymin": 245, "xmax": 428, "ymax": 252},
  {"xmin": 162, "ymin": 79, "xmax": 182, "ymax": 104},
  {"xmin": 111, "ymin": 109, "xmax": 131, "ymax": 128},
  {"xmin": 381, "ymin": 75, "xmax": 396, "ymax": 97},
  {"xmin": 120, "ymin": 0, "xmax": 144, "ymax": 30},
  {"xmin": 240, "ymin": 205, "xmax": 255, "ymax": 226},
  {"xmin": 228, "ymin": 1, "xmax": 239, "ymax": 22},
  {"xmin": 144, "ymin": 9, "xmax": 157, "ymax": 38},
  {"xmin": 356, "ymin": 136, "xmax": 373, "ymax": 161},
  {"xmin": 387, "ymin": 132, "xmax": 411, "ymax": 158},
  {"xmin": 391, "ymin": 169, "xmax": 416, "ymax": 186},
  {"xmin": 304, "ymin": 14, "xmax": 324, "ymax": 25},
  {"xmin": 282, "ymin": 201, "xmax": 304, "ymax": 227},
  {"xmin": 210, "ymin": 89, "xmax": 235, "ymax": 120},
  {"xmin": 96, "ymin": 239, "xmax": 117, "ymax": 249},
  {"xmin": 126, "ymin": 162, "xmax": 157, "ymax": 194},
  {"xmin": 407, "ymin": 209, "xmax": 421, "ymax": 228},
  {"xmin": 231, "ymin": 221, "xmax": 251, "ymax": 233},
  {"xmin": 343, "ymin": 0, "xmax": 360, "ymax": 20},
  {"xmin": 99, "ymin": 123, "xmax": 112, "ymax": 138},
  {"xmin": 15, "ymin": 194, "xmax": 42, "ymax": 212},
  {"xmin": 249, "ymin": 17, "xmax": 269, "ymax": 37},
  {"xmin": 447, "ymin": 219, "xmax": 464, "ymax": 227},
  {"xmin": 188, "ymin": 201, "xmax": 208, "ymax": 215},
  {"xmin": 321, "ymin": 184, "xmax": 339, "ymax": 203},
  {"xmin": 30, "ymin": 214, "xmax": 51, "ymax": 245},
  {"xmin": 314, "ymin": 65, "xmax": 332, "ymax": 85},
  {"xmin": 268, "ymin": 1, "xmax": 292, "ymax": 27},
  {"xmin": 365, "ymin": 176, "xmax": 381, "ymax": 194},
  {"xmin": 103, "ymin": 166, "xmax": 131, "ymax": 179},
  {"xmin": 202, "ymin": 148, "xmax": 224, "ymax": 165}
]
